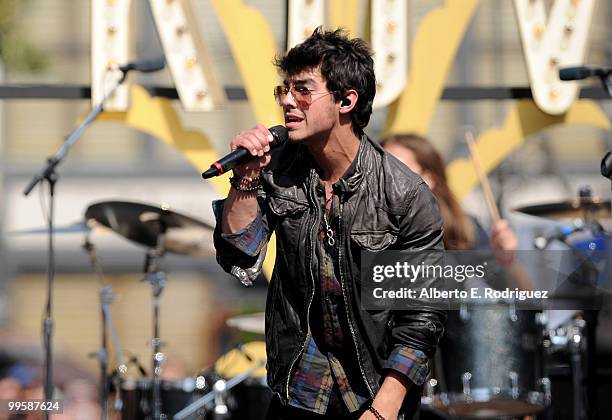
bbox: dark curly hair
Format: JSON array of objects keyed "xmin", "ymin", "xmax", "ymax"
[{"xmin": 274, "ymin": 27, "xmax": 376, "ymax": 134}]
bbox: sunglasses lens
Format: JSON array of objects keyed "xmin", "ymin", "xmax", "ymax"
[
  {"xmin": 273, "ymin": 86, "xmax": 313, "ymax": 106},
  {"xmin": 273, "ymin": 86, "xmax": 284, "ymax": 105},
  {"xmin": 293, "ymin": 90, "xmax": 309, "ymax": 105}
]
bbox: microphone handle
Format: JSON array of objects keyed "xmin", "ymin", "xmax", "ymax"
[
  {"xmin": 201, "ymin": 147, "xmax": 257, "ymax": 179},
  {"xmin": 216, "ymin": 147, "xmax": 253, "ymax": 173}
]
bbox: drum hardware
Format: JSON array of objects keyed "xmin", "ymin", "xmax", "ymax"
[
  {"xmin": 459, "ymin": 303, "xmax": 470, "ymax": 322},
  {"xmin": 537, "ymin": 378, "xmax": 552, "ymax": 405},
  {"xmin": 174, "ymin": 360, "xmax": 266, "ymax": 420},
  {"xmin": 82, "ymin": 235, "xmax": 127, "ymax": 420},
  {"xmin": 570, "ymin": 327, "xmax": 586, "ymax": 420},
  {"xmin": 544, "ymin": 316, "xmax": 587, "ymax": 420},
  {"xmin": 545, "ymin": 318, "xmax": 586, "ymax": 354},
  {"xmin": 461, "ymin": 372, "xmax": 472, "ymax": 397},
  {"xmin": 212, "ymin": 379, "xmax": 230, "ymax": 419},
  {"xmin": 141, "ymin": 220, "xmax": 168, "ymax": 420},
  {"xmin": 422, "ymin": 379, "xmax": 438, "ymax": 406},
  {"xmin": 112, "ymin": 374, "xmax": 124, "ymax": 412},
  {"xmin": 515, "ymin": 187, "xmax": 610, "ymax": 420},
  {"xmin": 82, "ymin": 200, "xmax": 216, "ymax": 420},
  {"xmin": 508, "ymin": 301, "xmax": 518, "ymax": 322}
]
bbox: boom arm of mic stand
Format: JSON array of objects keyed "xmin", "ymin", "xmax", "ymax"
[{"xmin": 22, "ymin": 70, "xmax": 128, "ymax": 196}]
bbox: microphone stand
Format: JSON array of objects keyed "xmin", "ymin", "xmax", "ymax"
[{"xmin": 22, "ymin": 68, "xmax": 129, "ymax": 412}]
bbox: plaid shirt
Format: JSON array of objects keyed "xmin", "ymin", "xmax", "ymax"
[
  {"xmin": 284, "ymin": 188, "xmax": 370, "ymax": 414},
  {"xmin": 220, "ymin": 181, "xmax": 430, "ymax": 415}
]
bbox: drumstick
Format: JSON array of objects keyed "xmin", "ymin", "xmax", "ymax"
[{"xmin": 465, "ymin": 130, "xmax": 500, "ymax": 222}]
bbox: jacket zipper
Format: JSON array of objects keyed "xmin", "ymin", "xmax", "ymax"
[
  {"xmin": 285, "ymin": 173, "xmax": 318, "ymax": 401},
  {"xmin": 337, "ymin": 190, "xmax": 375, "ymax": 398}
]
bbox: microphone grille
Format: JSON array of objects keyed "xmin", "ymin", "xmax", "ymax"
[{"xmin": 269, "ymin": 125, "xmax": 289, "ymax": 147}]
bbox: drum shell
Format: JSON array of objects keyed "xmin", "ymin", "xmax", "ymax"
[
  {"xmin": 223, "ymin": 376, "xmax": 273, "ymax": 420},
  {"xmin": 434, "ymin": 306, "xmax": 546, "ymax": 418},
  {"xmin": 440, "ymin": 308, "xmax": 540, "ymax": 393},
  {"xmin": 114, "ymin": 378, "xmax": 202, "ymax": 420}
]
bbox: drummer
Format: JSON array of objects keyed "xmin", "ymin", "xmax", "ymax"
[{"xmin": 381, "ymin": 133, "xmax": 532, "ymax": 290}]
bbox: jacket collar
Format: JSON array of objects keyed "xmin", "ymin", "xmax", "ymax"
[{"xmin": 303, "ymin": 133, "xmax": 370, "ymax": 198}]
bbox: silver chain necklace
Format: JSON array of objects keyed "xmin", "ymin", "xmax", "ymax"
[{"xmin": 322, "ymin": 211, "xmax": 335, "ymax": 246}]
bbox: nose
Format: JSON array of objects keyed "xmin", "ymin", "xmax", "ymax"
[{"xmin": 281, "ymin": 87, "xmax": 297, "ymax": 108}]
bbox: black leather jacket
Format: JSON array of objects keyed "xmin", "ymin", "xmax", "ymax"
[{"xmin": 214, "ymin": 134, "xmax": 446, "ymax": 410}]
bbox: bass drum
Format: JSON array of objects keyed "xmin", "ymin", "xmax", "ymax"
[
  {"xmin": 433, "ymin": 305, "xmax": 550, "ymax": 418},
  {"xmin": 115, "ymin": 377, "xmax": 204, "ymax": 420}
]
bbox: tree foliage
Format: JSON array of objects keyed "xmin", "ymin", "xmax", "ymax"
[{"xmin": 0, "ymin": 0, "xmax": 47, "ymax": 71}]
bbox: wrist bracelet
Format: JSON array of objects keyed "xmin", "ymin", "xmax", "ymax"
[
  {"xmin": 368, "ymin": 405, "xmax": 385, "ymax": 420},
  {"xmin": 230, "ymin": 175, "xmax": 262, "ymax": 192}
]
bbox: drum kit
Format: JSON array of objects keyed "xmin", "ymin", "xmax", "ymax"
[
  {"xmin": 13, "ymin": 199, "xmax": 269, "ymax": 420},
  {"xmin": 422, "ymin": 190, "xmax": 611, "ymax": 420}
]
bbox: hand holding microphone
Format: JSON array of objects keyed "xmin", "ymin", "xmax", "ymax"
[{"xmin": 202, "ymin": 124, "xmax": 288, "ymax": 179}]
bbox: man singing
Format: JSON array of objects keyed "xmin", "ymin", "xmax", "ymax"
[{"xmin": 213, "ymin": 28, "xmax": 445, "ymax": 420}]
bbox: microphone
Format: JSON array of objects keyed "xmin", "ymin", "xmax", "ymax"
[
  {"xmin": 118, "ymin": 57, "xmax": 165, "ymax": 74},
  {"xmin": 202, "ymin": 125, "xmax": 289, "ymax": 179},
  {"xmin": 559, "ymin": 65, "xmax": 611, "ymax": 81}
]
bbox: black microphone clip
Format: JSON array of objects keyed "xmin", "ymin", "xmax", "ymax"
[{"xmin": 118, "ymin": 57, "xmax": 166, "ymax": 74}]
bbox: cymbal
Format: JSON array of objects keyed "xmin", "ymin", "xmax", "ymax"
[
  {"xmin": 85, "ymin": 200, "xmax": 215, "ymax": 257},
  {"xmin": 214, "ymin": 341, "xmax": 266, "ymax": 378},
  {"xmin": 514, "ymin": 198, "xmax": 611, "ymax": 221},
  {"xmin": 226, "ymin": 312, "xmax": 265, "ymax": 335}
]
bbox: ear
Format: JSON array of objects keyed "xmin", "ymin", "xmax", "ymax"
[{"xmin": 338, "ymin": 89, "xmax": 358, "ymax": 114}]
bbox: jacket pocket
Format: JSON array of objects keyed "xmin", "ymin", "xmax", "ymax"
[
  {"xmin": 350, "ymin": 230, "xmax": 398, "ymax": 251},
  {"xmin": 268, "ymin": 192, "xmax": 308, "ymax": 217}
]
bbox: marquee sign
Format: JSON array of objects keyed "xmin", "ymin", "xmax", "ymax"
[
  {"xmin": 91, "ymin": 0, "xmax": 596, "ymax": 115},
  {"xmin": 514, "ymin": 0, "xmax": 595, "ymax": 115}
]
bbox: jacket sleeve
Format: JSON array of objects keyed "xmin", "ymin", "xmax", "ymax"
[
  {"xmin": 385, "ymin": 182, "xmax": 447, "ymax": 385},
  {"xmin": 212, "ymin": 194, "xmax": 273, "ymax": 286}
]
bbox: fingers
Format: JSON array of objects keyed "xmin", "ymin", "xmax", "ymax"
[
  {"xmin": 231, "ymin": 124, "xmax": 273, "ymax": 156},
  {"xmin": 230, "ymin": 125, "xmax": 274, "ymax": 177},
  {"xmin": 491, "ymin": 219, "xmax": 509, "ymax": 233},
  {"xmin": 490, "ymin": 219, "xmax": 518, "ymax": 252}
]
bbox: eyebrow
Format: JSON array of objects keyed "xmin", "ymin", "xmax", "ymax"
[{"xmin": 283, "ymin": 78, "xmax": 316, "ymax": 86}]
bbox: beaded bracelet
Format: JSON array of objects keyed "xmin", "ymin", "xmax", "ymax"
[
  {"xmin": 229, "ymin": 175, "xmax": 262, "ymax": 192},
  {"xmin": 368, "ymin": 405, "xmax": 385, "ymax": 420}
]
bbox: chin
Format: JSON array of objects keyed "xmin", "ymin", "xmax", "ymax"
[{"xmin": 287, "ymin": 129, "xmax": 308, "ymax": 143}]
